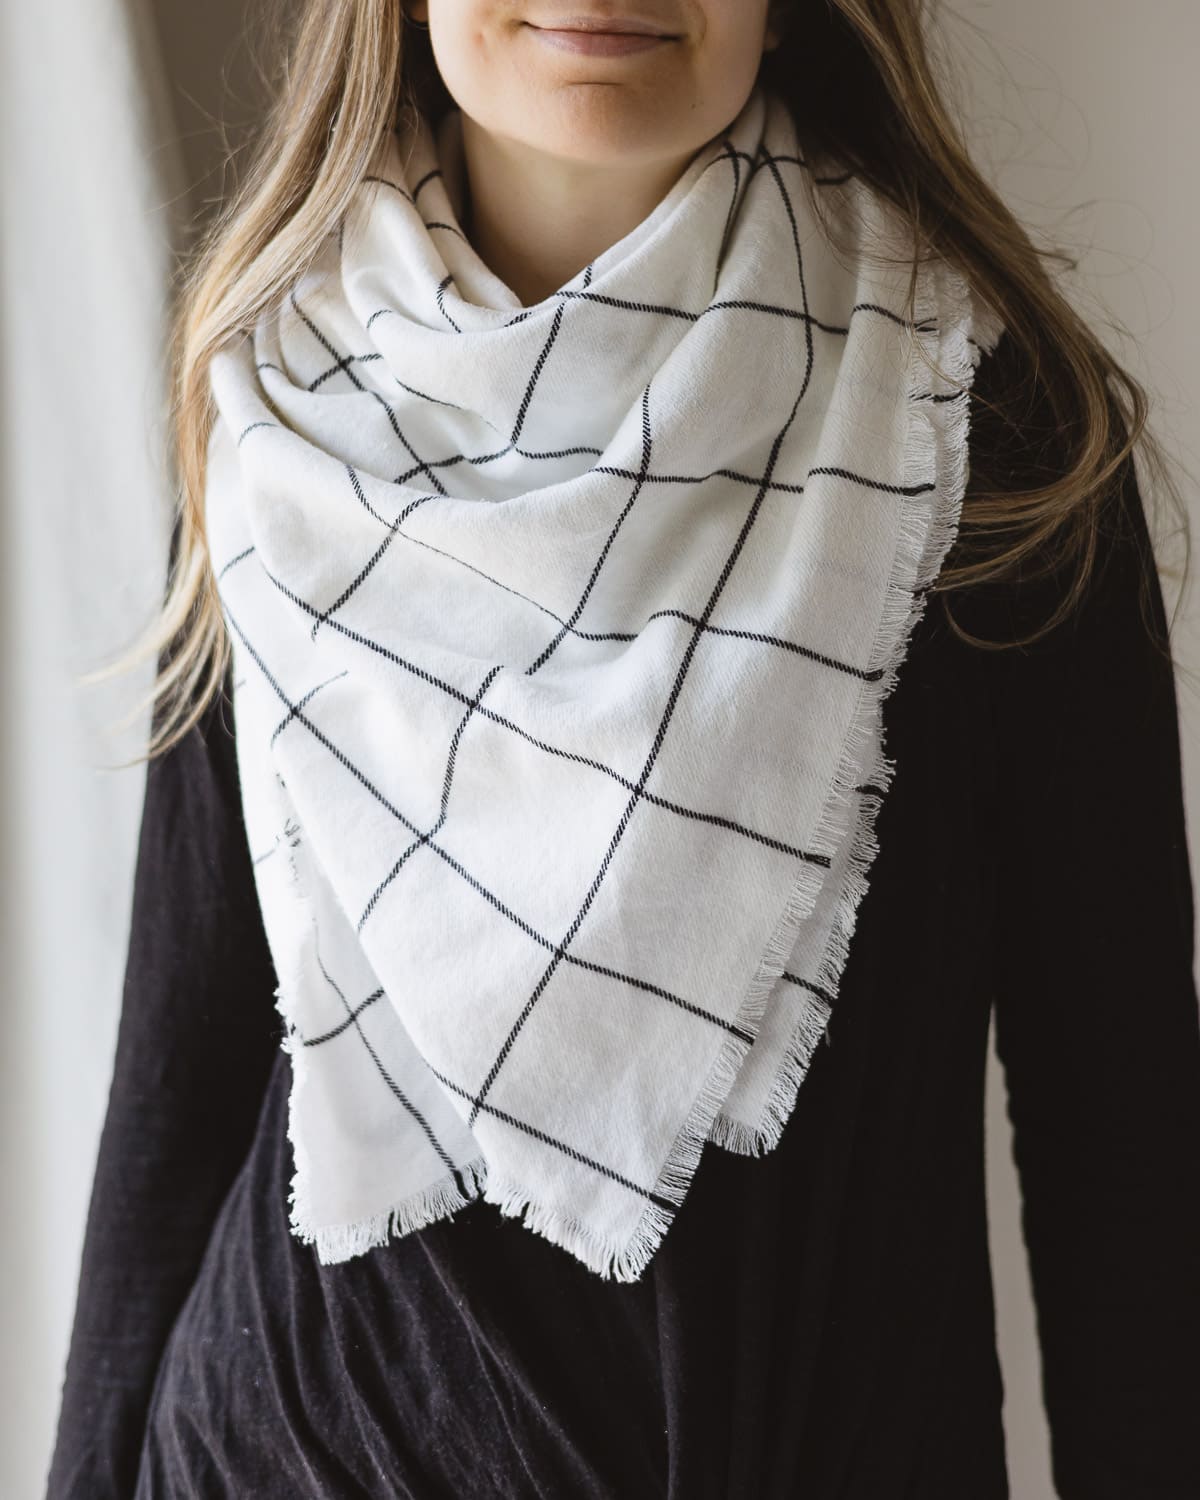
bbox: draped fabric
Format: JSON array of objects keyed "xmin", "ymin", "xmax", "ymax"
[{"xmin": 203, "ymin": 80, "xmax": 1002, "ymax": 1279}]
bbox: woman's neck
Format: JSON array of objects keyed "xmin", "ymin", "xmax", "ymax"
[{"xmin": 458, "ymin": 111, "xmax": 697, "ymax": 307}]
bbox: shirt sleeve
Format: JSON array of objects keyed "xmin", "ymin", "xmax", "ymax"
[
  {"xmin": 44, "ymin": 638, "xmax": 282, "ymax": 1500},
  {"xmin": 975, "ymin": 345, "xmax": 1200, "ymax": 1497}
]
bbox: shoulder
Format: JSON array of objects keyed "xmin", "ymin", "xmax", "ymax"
[
  {"xmin": 967, "ymin": 327, "xmax": 1074, "ymax": 500},
  {"xmin": 947, "ymin": 328, "xmax": 1173, "ymax": 669}
]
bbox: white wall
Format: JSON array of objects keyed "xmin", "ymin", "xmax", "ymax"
[{"xmin": 2, "ymin": 4, "xmax": 1196, "ymax": 1497}]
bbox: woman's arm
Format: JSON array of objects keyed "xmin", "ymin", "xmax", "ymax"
[
  {"xmin": 977, "ymin": 354, "xmax": 1200, "ymax": 1497},
  {"xmin": 44, "ymin": 640, "xmax": 282, "ymax": 1500}
]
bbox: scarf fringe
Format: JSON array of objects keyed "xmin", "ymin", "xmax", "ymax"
[
  {"xmin": 710, "ymin": 255, "xmax": 1004, "ymax": 1159},
  {"xmin": 277, "ymin": 972, "xmax": 492, "ymax": 1264},
  {"xmin": 310, "ymin": 1160, "xmax": 490, "ymax": 1264}
]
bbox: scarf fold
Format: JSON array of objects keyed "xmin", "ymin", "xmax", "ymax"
[{"xmin": 204, "ymin": 80, "xmax": 1003, "ymax": 1281}]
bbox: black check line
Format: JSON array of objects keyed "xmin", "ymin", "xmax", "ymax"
[
  {"xmin": 912, "ymin": 388, "xmax": 968, "ymax": 404},
  {"xmin": 391, "ymin": 373, "xmax": 469, "ymax": 412},
  {"xmin": 284, "ymin": 295, "xmax": 454, "ymax": 639},
  {"xmin": 769, "ymin": 772, "xmax": 893, "ymax": 1014},
  {"xmin": 357, "ymin": 663, "xmax": 503, "ymax": 932},
  {"xmin": 738, "ymin": 144, "xmax": 854, "ymax": 189},
  {"xmin": 270, "ymin": 669, "xmax": 348, "ymax": 746},
  {"xmin": 311, "ymin": 948, "xmax": 469, "ymax": 1194},
  {"xmin": 424, "ymin": 220, "xmax": 469, "ymax": 243},
  {"xmin": 511, "ymin": 308, "xmax": 566, "ymax": 442},
  {"xmin": 298, "ymin": 985, "xmax": 384, "ymax": 1046},
  {"xmin": 524, "ymin": 382, "xmax": 652, "ymax": 676},
  {"xmin": 237, "ymin": 404, "xmax": 927, "ymax": 508},
  {"xmin": 304, "ymin": 295, "xmax": 925, "ymax": 495},
  {"xmin": 366, "ymin": 289, "xmax": 919, "ymax": 368},
  {"xmin": 362, "ymin": 167, "xmax": 438, "ymax": 205},
  {"xmin": 217, "ymin": 544, "xmax": 257, "ymax": 581},
  {"xmin": 220, "ymin": 595, "xmax": 756, "ymax": 1046},
  {"xmin": 363, "ymin": 173, "xmax": 414, "ymax": 202},
  {"xmin": 773, "ymin": 767, "xmax": 892, "ymax": 1011},
  {"xmin": 381, "ymin": 438, "xmax": 912, "ymax": 499},
  {"xmin": 590, "ymin": 459, "xmax": 932, "ymax": 500},
  {"xmin": 307, "ymin": 468, "xmax": 439, "ymax": 641},
  {"xmin": 464, "ymin": 130, "xmax": 821, "ymax": 1130},
  {"xmin": 360, "ymin": 173, "xmax": 470, "ymax": 240},
  {"xmin": 259, "ymin": 351, "xmax": 387, "ymax": 393},
  {"xmin": 412, "ymin": 166, "xmax": 440, "ymax": 199},
  {"xmin": 805, "ymin": 466, "xmax": 934, "ymax": 499},
  {"xmin": 224, "ymin": 543, "xmax": 834, "ymax": 868},
  {"xmin": 307, "ymin": 350, "xmax": 385, "ymax": 392},
  {"xmin": 781, "ymin": 970, "xmax": 836, "ymax": 1008},
  {"xmin": 304, "ymin": 480, "xmax": 881, "ymax": 682},
  {"xmin": 549, "ymin": 288, "xmax": 874, "ymax": 340},
  {"xmin": 854, "ymin": 300, "xmax": 937, "ymax": 335},
  {"xmin": 714, "ymin": 136, "xmax": 742, "ymax": 280},
  {"xmin": 230, "ymin": 407, "xmax": 924, "ymax": 667},
  {"xmin": 289, "ymin": 288, "xmax": 450, "ymax": 497},
  {"xmin": 341, "ymin": 464, "xmax": 439, "ymax": 530},
  {"xmin": 657, "ymin": 614, "xmax": 886, "ymax": 683},
  {"xmin": 385, "ymin": 435, "xmax": 603, "ymax": 484},
  {"xmin": 435, "ymin": 274, "xmax": 461, "ymax": 332},
  {"xmin": 424, "ymin": 1061, "xmax": 675, "ymax": 1213}
]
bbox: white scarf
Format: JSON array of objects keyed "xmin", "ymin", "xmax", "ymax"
[{"xmin": 204, "ymin": 80, "xmax": 1002, "ymax": 1281}]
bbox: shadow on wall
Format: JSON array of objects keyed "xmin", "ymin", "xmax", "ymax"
[{"xmin": 148, "ymin": 0, "xmax": 276, "ymax": 249}]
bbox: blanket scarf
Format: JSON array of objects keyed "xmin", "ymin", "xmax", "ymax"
[{"xmin": 204, "ymin": 79, "xmax": 1003, "ymax": 1280}]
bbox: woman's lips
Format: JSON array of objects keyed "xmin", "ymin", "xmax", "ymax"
[{"xmin": 526, "ymin": 24, "xmax": 676, "ymax": 56}]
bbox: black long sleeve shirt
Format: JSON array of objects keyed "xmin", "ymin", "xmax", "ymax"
[{"xmin": 45, "ymin": 331, "xmax": 1200, "ymax": 1499}]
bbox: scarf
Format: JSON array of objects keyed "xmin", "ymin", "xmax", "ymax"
[{"xmin": 203, "ymin": 79, "xmax": 1002, "ymax": 1281}]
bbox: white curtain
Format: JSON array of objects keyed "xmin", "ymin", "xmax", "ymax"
[{"xmin": 0, "ymin": 1, "xmax": 181, "ymax": 1493}]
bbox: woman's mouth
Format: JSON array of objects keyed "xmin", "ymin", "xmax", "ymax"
[{"xmin": 524, "ymin": 19, "xmax": 679, "ymax": 57}]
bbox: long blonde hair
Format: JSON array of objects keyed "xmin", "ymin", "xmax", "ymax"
[{"xmin": 88, "ymin": 0, "xmax": 1192, "ymax": 762}]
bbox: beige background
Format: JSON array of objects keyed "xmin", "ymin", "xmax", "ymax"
[{"xmin": 1, "ymin": 3, "xmax": 1195, "ymax": 1497}]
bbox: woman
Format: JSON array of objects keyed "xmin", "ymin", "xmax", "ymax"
[{"xmin": 47, "ymin": 1, "xmax": 1200, "ymax": 1497}]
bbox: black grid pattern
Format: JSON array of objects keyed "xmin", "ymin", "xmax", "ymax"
[{"xmin": 202, "ymin": 80, "xmax": 990, "ymax": 1278}]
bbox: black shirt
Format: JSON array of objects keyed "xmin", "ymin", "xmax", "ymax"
[{"xmin": 45, "ymin": 332, "xmax": 1200, "ymax": 1499}]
